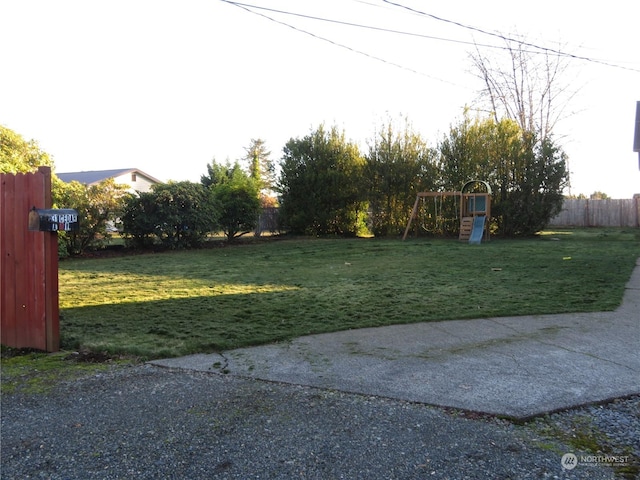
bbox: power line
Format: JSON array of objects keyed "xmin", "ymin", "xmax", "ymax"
[
  {"xmin": 381, "ymin": 0, "xmax": 640, "ymax": 73},
  {"xmin": 222, "ymin": 1, "xmax": 521, "ymax": 52},
  {"xmin": 219, "ymin": 0, "xmax": 639, "ymax": 75},
  {"xmin": 218, "ymin": 0, "xmax": 461, "ymax": 85}
]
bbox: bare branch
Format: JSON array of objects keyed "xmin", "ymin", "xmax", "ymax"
[{"xmin": 469, "ymin": 35, "xmax": 579, "ymax": 141}]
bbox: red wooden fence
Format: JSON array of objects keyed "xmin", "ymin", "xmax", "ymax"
[{"xmin": 1, "ymin": 166, "xmax": 59, "ymax": 351}]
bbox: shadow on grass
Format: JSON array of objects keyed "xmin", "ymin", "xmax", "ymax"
[
  {"xmin": 62, "ymin": 280, "xmax": 515, "ymax": 359},
  {"xmin": 58, "ymin": 233, "xmax": 640, "ymax": 359}
]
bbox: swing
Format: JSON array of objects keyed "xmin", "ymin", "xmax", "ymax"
[
  {"xmin": 404, "ymin": 187, "xmax": 487, "ymax": 240},
  {"xmin": 420, "ymin": 197, "xmax": 430, "ymax": 231},
  {"xmin": 422, "ymin": 194, "xmax": 442, "ymax": 233},
  {"xmin": 434, "ymin": 194, "xmax": 441, "ymax": 232}
]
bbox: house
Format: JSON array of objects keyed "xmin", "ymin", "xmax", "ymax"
[{"xmin": 56, "ymin": 168, "xmax": 162, "ymax": 193}]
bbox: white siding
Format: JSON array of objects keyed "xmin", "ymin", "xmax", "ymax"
[{"xmin": 113, "ymin": 172, "xmax": 157, "ymax": 193}]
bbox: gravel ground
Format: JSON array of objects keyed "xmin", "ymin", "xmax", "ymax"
[{"xmin": 1, "ymin": 364, "xmax": 638, "ymax": 480}]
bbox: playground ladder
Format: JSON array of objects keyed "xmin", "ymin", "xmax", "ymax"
[{"xmin": 459, "ymin": 217, "xmax": 473, "ymax": 241}]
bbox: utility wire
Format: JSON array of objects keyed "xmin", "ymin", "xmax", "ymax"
[
  {"xmin": 218, "ymin": 0, "xmax": 461, "ymax": 85},
  {"xmin": 381, "ymin": 0, "xmax": 640, "ymax": 73},
  {"xmin": 222, "ymin": 1, "xmax": 527, "ymax": 53},
  {"xmin": 219, "ymin": 0, "xmax": 639, "ymax": 75}
]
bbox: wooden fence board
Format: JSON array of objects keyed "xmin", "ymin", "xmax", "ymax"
[
  {"xmin": 0, "ymin": 167, "xmax": 59, "ymax": 351},
  {"xmin": 15, "ymin": 172, "xmax": 33, "ymax": 347},
  {"xmin": 1, "ymin": 173, "xmax": 18, "ymax": 346},
  {"xmin": 43, "ymin": 169, "xmax": 59, "ymax": 351},
  {"xmin": 548, "ymin": 198, "xmax": 640, "ymax": 228}
]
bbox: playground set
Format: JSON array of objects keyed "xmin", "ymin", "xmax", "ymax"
[{"xmin": 402, "ymin": 180, "xmax": 492, "ymax": 244}]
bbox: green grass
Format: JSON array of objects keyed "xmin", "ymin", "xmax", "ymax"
[
  {"xmin": 56, "ymin": 228, "xmax": 639, "ymax": 359},
  {"xmin": 529, "ymin": 410, "xmax": 640, "ymax": 479},
  {"xmin": 0, "ymin": 349, "xmax": 133, "ymax": 395}
]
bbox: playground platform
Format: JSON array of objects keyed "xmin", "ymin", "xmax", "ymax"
[{"xmin": 151, "ymin": 259, "xmax": 640, "ymax": 420}]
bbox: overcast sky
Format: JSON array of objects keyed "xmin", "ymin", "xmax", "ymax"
[{"xmin": 2, "ymin": 0, "xmax": 638, "ymax": 197}]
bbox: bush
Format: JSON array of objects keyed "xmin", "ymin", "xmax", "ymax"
[{"xmin": 122, "ymin": 182, "xmax": 218, "ymax": 249}]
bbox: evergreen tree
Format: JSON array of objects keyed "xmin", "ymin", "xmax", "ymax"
[
  {"xmin": 366, "ymin": 119, "xmax": 437, "ymax": 236},
  {"xmin": 279, "ymin": 125, "xmax": 367, "ymax": 236},
  {"xmin": 244, "ymin": 139, "xmax": 275, "ymax": 193},
  {"xmin": 438, "ymin": 114, "xmax": 568, "ymax": 236}
]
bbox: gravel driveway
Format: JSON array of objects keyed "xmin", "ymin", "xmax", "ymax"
[{"xmin": 2, "ymin": 364, "xmax": 637, "ymax": 479}]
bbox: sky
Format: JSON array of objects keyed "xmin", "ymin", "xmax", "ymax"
[{"xmin": 2, "ymin": 0, "xmax": 638, "ymax": 198}]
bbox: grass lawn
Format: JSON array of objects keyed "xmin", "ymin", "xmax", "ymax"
[{"xmin": 57, "ymin": 228, "xmax": 640, "ymax": 359}]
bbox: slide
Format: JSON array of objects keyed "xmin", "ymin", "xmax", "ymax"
[{"xmin": 468, "ymin": 215, "xmax": 486, "ymax": 245}]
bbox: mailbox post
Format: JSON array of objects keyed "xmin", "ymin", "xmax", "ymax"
[
  {"xmin": 25, "ymin": 204, "xmax": 79, "ymax": 352},
  {"xmin": 0, "ymin": 167, "xmax": 71, "ymax": 352}
]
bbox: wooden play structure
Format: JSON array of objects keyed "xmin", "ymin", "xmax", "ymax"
[{"xmin": 402, "ymin": 180, "xmax": 492, "ymax": 243}]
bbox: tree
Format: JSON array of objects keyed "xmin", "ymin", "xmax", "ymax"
[
  {"xmin": 492, "ymin": 133, "xmax": 569, "ymax": 236},
  {"xmin": 205, "ymin": 161, "xmax": 261, "ymax": 241},
  {"xmin": 436, "ymin": 113, "xmax": 504, "ymax": 235},
  {"xmin": 55, "ymin": 179, "xmax": 129, "ymax": 255},
  {"xmin": 278, "ymin": 125, "xmax": 367, "ymax": 236},
  {"xmin": 244, "ymin": 139, "xmax": 276, "ymax": 193},
  {"xmin": 466, "ymin": 37, "xmax": 574, "ymax": 236},
  {"xmin": 366, "ymin": 118, "xmax": 437, "ymax": 236},
  {"xmin": 437, "ymin": 114, "xmax": 568, "ymax": 236},
  {"xmin": 470, "ymin": 36, "xmax": 576, "ymax": 142},
  {"xmin": 1, "ymin": 126, "xmax": 134, "ymax": 254},
  {"xmin": 0, "ymin": 126, "xmax": 54, "ymax": 173},
  {"xmin": 243, "ymin": 139, "xmax": 278, "ymax": 232},
  {"xmin": 0, "ymin": 125, "xmax": 67, "ymax": 212},
  {"xmin": 201, "ymin": 158, "xmax": 243, "ymax": 188}
]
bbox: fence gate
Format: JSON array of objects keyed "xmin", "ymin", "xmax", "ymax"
[{"xmin": 1, "ymin": 166, "xmax": 59, "ymax": 352}]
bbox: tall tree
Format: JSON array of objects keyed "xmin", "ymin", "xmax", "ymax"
[
  {"xmin": 493, "ymin": 132, "xmax": 568, "ymax": 236},
  {"xmin": 470, "ymin": 36, "xmax": 576, "ymax": 142},
  {"xmin": 438, "ymin": 114, "xmax": 569, "ymax": 236},
  {"xmin": 438, "ymin": 112, "xmax": 521, "ymax": 191},
  {"xmin": 243, "ymin": 138, "xmax": 275, "ymax": 193},
  {"xmin": 279, "ymin": 125, "xmax": 367, "ymax": 236},
  {"xmin": 366, "ymin": 118, "xmax": 437, "ymax": 236}
]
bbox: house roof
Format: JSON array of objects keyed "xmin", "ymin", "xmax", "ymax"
[{"xmin": 56, "ymin": 168, "xmax": 162, "ymax": 185}]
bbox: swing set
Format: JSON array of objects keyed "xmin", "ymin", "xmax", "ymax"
[{"xmin": 402, "ymin": 180, "xmax": 492, "ymax": 243}]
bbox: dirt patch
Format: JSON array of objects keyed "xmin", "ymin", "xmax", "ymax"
[
  {"xmin": 64, "ymin": 350, "xmax": 116, "ymax": 363},
  {"xmin": 0, "ymin": 346, "xmax": 118, "ymax": 364},
  {"xmin": 0, "ymin": 346, "xmax": 43, "ymax": 359}
]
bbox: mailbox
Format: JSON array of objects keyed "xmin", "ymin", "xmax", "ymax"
[{"xmin": 29, "ymin": 207, "xmax": 80, "ymax": 232}]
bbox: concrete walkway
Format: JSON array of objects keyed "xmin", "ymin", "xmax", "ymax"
[{"xmin": 150, "ymin": 259, "xmax": 640, "ymax": 420}]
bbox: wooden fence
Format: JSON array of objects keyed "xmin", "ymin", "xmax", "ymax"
[
  {"xmin": 548, "ymin": 197, "xmax": 640, "ymax": 228},
  {"xmin": 1, "ymin": 167, "xmax": 60, "ymax": 351},
  {"xmin": 255, "ymin": 207, "xmax": 280, "ymax": 236}
]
